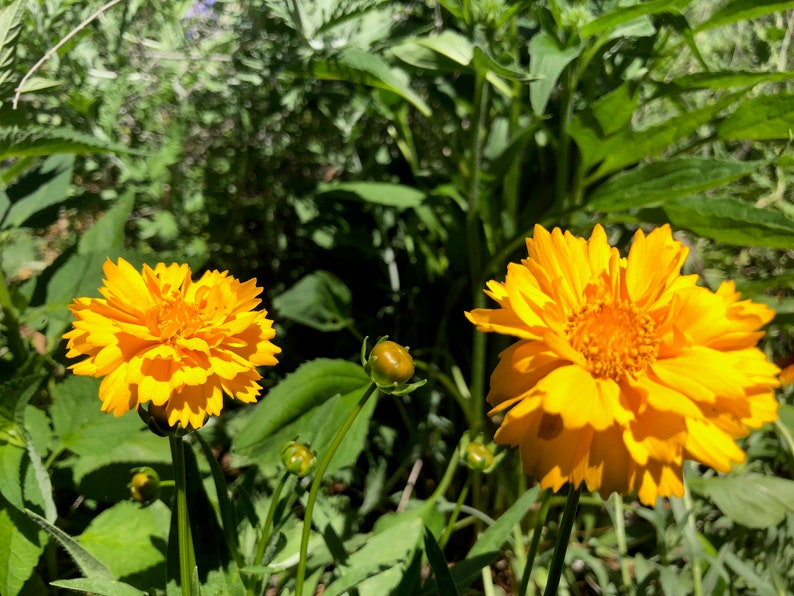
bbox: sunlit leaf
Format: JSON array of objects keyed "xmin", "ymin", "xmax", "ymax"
[
  {"xmin": 528, "ymin": 32, "xmax": 580, "ymax": 115},
  {"xmin": 697, "ymin": 0, "xmax": 794, "ymax": 31},
  {"xmin": 693, "ymin": 474, "xmax": 794, "ymax": 528},
  {"xmin": 717, "ymin": 93, "xmax": 794, "ymax": 140}
]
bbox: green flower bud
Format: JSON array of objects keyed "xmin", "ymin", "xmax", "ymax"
[
  {"xmin": 463, "ymin": 442, "xmax": 495, "ymax": 472},
  {"xmin": 281, "ymin": 441, "xmax": 317, "ymax": 477},
  {"xmin": 129, "ymin": 467, "xmax": 160, "ymax": 504},
  {"xmin": 362, "ymin": 337, "xmax": 426, "ymax": 395}
]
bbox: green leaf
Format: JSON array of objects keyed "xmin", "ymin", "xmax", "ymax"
[
  {"xmin": 528, "ymin": 32, "xmax": 581, "ymax": 115},
  {"xmin": 49, "ymin": 578, "xmax": 147, "ymax": 596},
  {"xmin": 422, "ymin": 526, "xmax": 459, "ymax": 596},
  {"xmin": 1, "ymin": 154, "xmax": 73, "ymax": 230},
  {"xmin": 663, "ymin": 196, "xmax": 794, "ymax": 248},
  {"xmin": 693, "ymin": 474, "xmax": 794, "ymax": 528},
  {"xmin": 0, "ymin": 0, "xmax": 24, "ymax": 95},
  {"xmin": 272, "ymin": 270, "xmax": 352, "ymax": 332},
  {"xmin": 0, "ymin": 126, "xmax": 143, "ymax": 160},
  {"xmin": 410, "ymin": 30, "xmax": 473, "ymax": 66},
  {"xmin": 697, "ymin": 0, "xmax": 794, "ymax": 31},
  {"xmin": 300, "ymin": 48, "xmax": 431, "ymax": 117},
  {"xmin": 589, "ymin": 82, "xmax": 640, "ymax": 137},
  {"xmin": 78, "ymin": 192, "xmax": 135, "ymax": 255},
  {"xmin": 587, "ymin": 158, "xmax": 765, "ymax": 211},
  {"xmin": 660, "ymin": 71, "xmax": 794, "ymax": 92},
  {"xmin": 26, "ymin": 508, "xmax": 114, "ymax": 580},
  {"xmin": 322, "ymin": 517, "xmax": 423, "ymax": 596},
  {"xmin": 0, "ymin": 496, "xmax": 46, "ymax": 596},
  {"xmin": 232, "ymin": 358, "xmax": 370, "ymax": 463},
  {"xmin": 78, "ymin": 501, "xmax": 168, "ymax": 586},
  {"xmin": 580, "ymin": 0, "xmax": 692, "ymax": 37},
  {"xmin": 717, "ymin": 93, "xmax": 794, "ymax": 140},
  {"xmin": 317, "ymin": 181, "xmax": 425, "ymax": 210}
]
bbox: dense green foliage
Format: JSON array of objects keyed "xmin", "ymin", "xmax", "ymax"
[{"xmin": 2, "ymin": 0, "xmax": 794, "ymax": 594}]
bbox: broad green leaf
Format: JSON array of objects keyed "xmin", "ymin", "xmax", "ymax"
[
  {"xmin": 587, "ymin": 158, "xmax": 765, "ymax": 211},
  {"xmin": 0, "ymin": 0, "xmax": 24, "ymax": 95},
  {"xmin": 317, "ymin": 181, "xmax": 425, "ymax": 210},
  {"xmin": 322, "ymin": 517, "xmax": 423, "ymax": 596},
  {"xmin": 79, "ymin": 501, "xmax": 168, "ymax": 586},
  {"xmin": 663, "ymin": 196, "xmax": 794, "ymax": 248},
  {"xmin": 49, "ymin": 578, "xmax": 146, "ymax": 596},
  {"xmin": 697, "ymin": 0, "xmax": 794, "ymax": 31},
  {"xmin": 717, "ymin": 93, "xmax": 794, "ymax": 140},
  {"xmin": 580, "ymin": 0, "xmax": 692, "ymax": 37},
  {"xmin": 589, "ymin": 83, "xmax": 640, "ymax": 137},
  {"xmin": 0, "ymin": 374, "xmax": 42, "ymax": 436},
  {"xmin": 0, "ymin": 126, "xmax": 142, "ymax": 160},
  {"xmin": 1, "ymin": 154, "xmax": 73, "ymax": 230},
  {"xmin": 660, "ymin": 71, "xmax": 794, "ymax": 92},
  {"xmin": 693, "ymin": 474, "xmax": 794, "ymax": 528},
  {"xmin": 232, "ymin": 358, "xmax": 370, "ymax": 462},
  {"xmin": 272, "ymin": 270, "xmax": 353, "ymax": 332},
  {"xmin": 528, "ymin": 32, "xmax": 581, "ymax": 116},
  {"xmin": 0, "ymin": 498, "xmax": 46, "ymax": 596},
  {"xmin": 299, "ymin": 48, "xmax": 431, "ymax": 116},
  {"xmin": 412, "ymin": 30, "xmax": 473, "ymax": 66},
  {"xmin": 26, "ymin": 509, "xmax": 114, "ymax": 580},
  {"xmin": 78, "ymin": 191, "xmax": 135, "ymax": 255}
]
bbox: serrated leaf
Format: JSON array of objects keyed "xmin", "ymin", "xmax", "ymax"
[
  {"xmin": 299, "ymin": 48, "xmax": 431, "ymax": 116},
  {"xmin": 697, "ymin": 0, "xmax": 794, "ymax": 31},
  {"xmin": 587, "ymin": 158, "xmax": 765, "ymax": 211},
  {"xmin": 49, "ymin": 578, "xmax": 147, "ymax": 596},
  {"xmin": 580, "ymin": 0, "xmax": 692, "ymax": 37},
  {"xmin": 717, "ymin": 93, "xmax": 794, "ymax": 140},
  {"xmin": 0, "ymin": 0, "xmax": 24, "ymax": 95},
  {"xmin": 0, "ymin": 126, "xmax": 143, "ymax": 160},
  {"xmin": 26, "ymin": 509, "xmax": 114, "ymax": 580},
  {"xmin": 232, "ymin": 358, "xmax": 369, "ymax": 462},
  {"xmin": 694, "ymin": 474, "xmax": 794, "ymax": 528},
  {"xmin": 272, "ymin": 271, "xmax": 352, "ymax": 332},
  {"xmin": 78, "ymin": 192, "xmax": 135, "ymax": 255},
  {"xmin": 528, "ymin": 32, "xmax": 581, "ymax": 115},
  {"xmin": 664, "ymin": 195, "xmax": 794, "ymax": 248},
  {"xmin": 0, "ymin": 497, "xmax": 46, "ymax": 596},
  {"xmin": 317, "ymin": 181, "xmax": 425, "ymax": 210}
]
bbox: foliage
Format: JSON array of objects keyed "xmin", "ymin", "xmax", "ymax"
[{"xmin": 1, "ymin": 0, "xmax": 794, "ymax": 594}]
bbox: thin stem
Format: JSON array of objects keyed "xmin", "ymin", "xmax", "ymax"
[
  {"xmin": 0, "ymin": 264, "xmax": 27, "ymax": 366},
  {"xmin": 683, "ymin": 479, "xmax": 703, "ymax": 596},
  {"xmin": 294, "ymin": 383, "xmax": 377, "ymax": 596},
  {"xmin": 248, "ymin": 471, "xmax": 291, "ymax": 596},
  {"xmin": 612, "ymin": 493, "xmax": 632, "ymax": 591},
  {"xmin": 519, "ymin": 489, "xmax": 552, "ymax": 596},
  {"xmin": 542, "ymin": 484, "xmax": 582, "ymax": 596},
  {"xmin": 439, "ymin": 472, "xmax": 473, "ymax": 549},
  {"xmin": 169, "ymin": 435, "xmax": 195, "ymax": 596}
]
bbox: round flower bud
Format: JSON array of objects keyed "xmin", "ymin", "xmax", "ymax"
[
  {"xmin": 281, "ymin": 441, "xmax": 317, "ymax": 477},
  {"xmin": 366, "ymin": 340, "xmax": 415, "ymax": 388},
  {"xmin": 129, "ymin": 467, "xmax": 160, "ymax": 504},
  {"xmin": 463, "ymin": 442, "xmax": 494, "ymax": 472}
]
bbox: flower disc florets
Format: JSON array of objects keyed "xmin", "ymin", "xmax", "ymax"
[
  {"xmin": 466, "ymin": 224, "xmax": 780, "ymax": 505},
  {"xmin": 63, "ymin": 258, "xmax": 281, "ymax": 430}
]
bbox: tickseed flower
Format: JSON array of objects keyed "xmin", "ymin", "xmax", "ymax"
[
  {"xmin": 63, "ymin": 258, "xmax": 280, "ymax": 430},
  {"xmin": 466, "ymin": 224, "xmax": 780, "ymax": 505}
]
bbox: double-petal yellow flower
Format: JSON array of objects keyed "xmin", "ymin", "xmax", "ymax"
[
  {"xmin": 64, "ymin": 258, "xmax": 280, "ymax": 429},
  {"xmin": 467, "ymin": 224, "xmax": 780, "ymax": 505}
]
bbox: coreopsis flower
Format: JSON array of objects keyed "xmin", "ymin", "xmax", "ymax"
[
  {"xmin": 466, "ymin": 224, "xmax": 779, "ymax": 505},
  {"xmin": 63, "ymin": 258, "xmax": 280, "ymax": 429}
]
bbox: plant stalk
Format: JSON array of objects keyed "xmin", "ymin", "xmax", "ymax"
[
  {"xmin": 542, "ymin": 484, "xmax": 582, "ymax": 596},
  {"xmin": 169, "ymin": 435, "xmax": 196, "ymax": 596}
]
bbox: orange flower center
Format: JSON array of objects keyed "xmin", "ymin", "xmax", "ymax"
[
  {"xmin": 565, "ymin": 299, "xmax": 657, "ymax": 381},
  {"xmin": 147, "ymin": 293, "xmax": 200, "ymax": 341}
]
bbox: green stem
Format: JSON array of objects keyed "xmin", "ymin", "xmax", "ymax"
[
  {"xmin": 248, "ymin": 471, "xmax": 291, "ymax": 596},
  {"xmin": 683, "ymin": 479, "xmax": 703, "ymax": 596},
  {"xmin": 169, "ymin": 435, "xmax": 196, "ymax": 596},
  {"xmin": 0, "ymin": 264, "xmax": 26, "ymax": 366},
  {"xmin": 519, "ymin": 489, "xmax": 552, "ymax": 596},
  {"xmin": 439, "ymin": 472, "xmax": 473, "ymax": 549},
  {"xmin": 542, "ymin": 484, "xmax": 582, "ymax": 596},
  {"xmin": 612, "ymin": 493, "xmax": 632, "ymax": 591},
  {"xmin": 294, "ymin": 383, "xmax": 377, "ymax": 596}
]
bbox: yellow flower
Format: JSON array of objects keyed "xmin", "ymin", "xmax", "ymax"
[
  {"xmin": 466, "ymin": 225, "xmax": 779, "ymax": 505},
  {"xmin": 63, "ymin": 258, "xmax": 280, "ymax": 429}
]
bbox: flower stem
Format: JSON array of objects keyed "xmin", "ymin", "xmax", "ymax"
[
  {"xmin": 519, "ymin": 489, "xmax": 552, "ymax": 596},
  {"xmin": 294, "ymin": 382, "xmax": 377, "ymax": 596},
  {"xmin": 543, "ymin": 484, "xmax": 582, "ymax": 596},
  {"xmin": 249, "ymin": 471, "xmax": 291, "ymax": 596},
  {"xmin": 169, "ymin": 435, "xmax": 196, "ymax": 596},
  {"xmin": 439, "ymin": 472, "xmax": 473, "ymax": 549},
  {"xmin": 612, "ymin": 493, "xmax": 632, "ymax": 589}
]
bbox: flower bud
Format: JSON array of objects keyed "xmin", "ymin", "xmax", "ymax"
[
  {"xmin": 463, "ymin": 442, "xmax": 495, "ymax": 472},
  {"xmin": 362, "ymin": 337, "xmax": 426, "ymax": 395},
  {"xmin": 139, "ymin": 403, "xmax": 194, "ymax": 437},
  {"xmin": 129, "ymin": 467, "xmax": 160, "ymax": 505},
  {"xmin": 281, "ymin": 441, "xmax": 317, "ymax": 477}
]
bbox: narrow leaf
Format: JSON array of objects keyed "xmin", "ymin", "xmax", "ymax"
[
  {"xmin": 0, "ymin": 126, "xmax": 143, "ymax": 160},
  {"xmin": 422, "ymin": 526, "xmax": 459, "ymax": 596},
  {"xmin": 663, "ymin": 196, "xmax": 794, "ymax": 248},
  {"xmin": 660, "ymin": 71, "xmax": 794, "ymax": 92},
  {"xmin": 717, "ymin": 93, "xmax": 794, "ymax": 141},
  {"xmin": 580, "ymin": 0, "xmax": 692, "ymax": 37},
  {"xmin": 49, "ymin": 579, "xmax": 146, "ymax": 596},
  {"xmin": 587, "ymin": 158, "xmax": 765, "ymax": 211},
  {"xmin": 317, "ymin": 181, "xmax": 425, "ymax": 210},
  {"xmin": 697, "ymin": 0, "xmax": 794, "ymax": 31}
]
